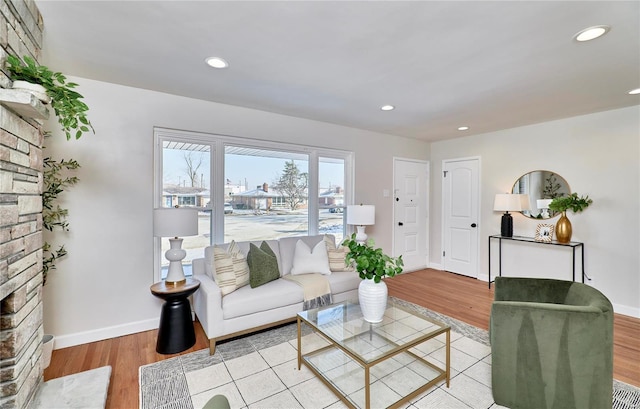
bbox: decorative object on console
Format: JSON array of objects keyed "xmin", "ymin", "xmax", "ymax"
[
  {"xmin": 493, "ymin": 193, "xmax": 530, "ymax": 237},
  {"xmin": 342, "ymin": 234, "xmax": 403, "ymax": 323},
  {"xmin": 153, "ymin": 207, "xmax": 199, "ymax": 284},
  {"xmin": 346, "ymin": 204, "xmax": 375, "ymax": 243},
  {"xmin": 534, "ymin": 224, "xmax": 555, "ymax": 243},
  {"xmin": 548, "ymin": 193, "xmax": 593, "ymax": 243}
]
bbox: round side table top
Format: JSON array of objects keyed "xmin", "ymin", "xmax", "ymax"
[{"xmin": 150, "ymin": 277, "xmax": 200, "ymax": 296}]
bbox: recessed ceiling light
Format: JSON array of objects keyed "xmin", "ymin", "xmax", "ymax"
[
  {"xmin": 380, "ymin": 105, "xmax": 395, "ymax": 111},
  {"xmin": 628, "ymin": 88, "xmax": 640, "ymax": 95},
  {"xmin": 574, "ymin": 25, "xmax": 610, "ymax": 42},
  {"xmin": 458, "ymin": 126, "xmax": 470, "ymax": 131},
  {"xmin": 205, "ymin": 57, "xmax": 229, "ymax": 69}
]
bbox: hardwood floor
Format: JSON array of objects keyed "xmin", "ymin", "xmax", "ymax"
[{"xmin": 44, "ymin": 269, "xmax": 639, "ymax": 409}]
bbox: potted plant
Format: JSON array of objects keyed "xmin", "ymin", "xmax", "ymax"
[
  {"xmin": 548, "ymin": 193, "xmax": 593, "ymax": 243},
  {"xmin": 342, "ymin": 234, "xmax": 403, "ymax": 322},
  {"xmin": 6, "ymin": 55, "xmax": 94, "ymax": 140}
]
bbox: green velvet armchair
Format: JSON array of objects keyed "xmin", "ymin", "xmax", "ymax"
[{"xmin": 490, "ymin": 277, "xmax": 613, "ymax": 409}]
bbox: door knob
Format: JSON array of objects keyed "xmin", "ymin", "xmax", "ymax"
[
  {"xmin": 398, "ymin": 222, "xmax": 404, "ymax": 226},
  {"xmin": 471, "ymin": 223, "xmax": 477, "ymax": 228}
]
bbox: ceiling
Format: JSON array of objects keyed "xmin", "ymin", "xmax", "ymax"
[{"xmin": 35, "ymin": 1, "xmax": 640, "ymax": 142}]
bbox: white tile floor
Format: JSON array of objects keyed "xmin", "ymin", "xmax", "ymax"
[{"xmin": 186, "ymin": 331, "xmax": 505, "ymax": 409}]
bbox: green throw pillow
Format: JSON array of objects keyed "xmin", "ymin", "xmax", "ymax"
[{"xmin": 248, "ymin": 242, "xmax": 280, "ymax": 288}]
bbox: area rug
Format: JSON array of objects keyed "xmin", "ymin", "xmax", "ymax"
[{"xmin": 139, "ymin": 298, "xmax": 640, "ymax": 409}]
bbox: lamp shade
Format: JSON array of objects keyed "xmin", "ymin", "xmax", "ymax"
[
  {"xmin": 346, "ymin": 204, "xmax": 375, "ymax": 225},
  {"xmin": 153, "ymin": 207, "xmax": 199, "ymax": 237},
  {"xmin": 494, "ymin": 194, "xmax": 530, "ymax": 212},
  {"xmin": 537, "ymin": 199, "xmax": 553, "ymax": 210}
]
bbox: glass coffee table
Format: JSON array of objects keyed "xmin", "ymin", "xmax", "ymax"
[{"xmin": 297, "ymin": 299, "xmax": 450, "ymax": 409}]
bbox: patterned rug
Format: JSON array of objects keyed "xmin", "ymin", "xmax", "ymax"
[{"xmin": 139, "ymin": 297, "xmax": 640, "ymax": 409}]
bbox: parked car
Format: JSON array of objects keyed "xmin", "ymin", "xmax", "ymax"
[
  {"xmin": 329, "ymin": 207, "xmax": 343, "ymax": 213},
  {"xmin": 224, "ymin": 203, "xmax": 233, "ymax": 214}
]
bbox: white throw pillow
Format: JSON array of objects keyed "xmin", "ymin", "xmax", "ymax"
[
  {"xmin": 290, "ymin": 239, "xmax": 331, "ymax": 275},
  {"xmin": 212, "ymin": 240, "xmax": 250, "ymax": 295}
]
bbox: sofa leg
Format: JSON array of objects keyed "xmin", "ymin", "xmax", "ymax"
[{"xmin": 209, "ymin": 339, "xmax": 216, "ymax": 355}]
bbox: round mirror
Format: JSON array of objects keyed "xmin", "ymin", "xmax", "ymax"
[{"xmin": 512, "ymin": 171, "xmax": 570, "ymax": 219}]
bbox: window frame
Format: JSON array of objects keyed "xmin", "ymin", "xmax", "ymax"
[{"xmin": 153, "ymin": 127, "xmax": 354, "ymax": 281}]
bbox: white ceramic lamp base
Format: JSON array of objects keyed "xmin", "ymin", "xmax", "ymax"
[
  {"xmin": 164, "ymin": 237, "xmax": 187, "ymax": 284},
  {"xmin": 355, "ymin": 225, "xmax": 368, "ymax": 243}
]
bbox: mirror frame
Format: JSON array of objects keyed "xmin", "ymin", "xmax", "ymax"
[{"xmin": 512, "ymin": 170, "xmax": 571, "ymax": 219}]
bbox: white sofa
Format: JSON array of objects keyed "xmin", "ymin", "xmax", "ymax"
[{"xmin": 192, "ymin": 234, "xmax": 360, "ymax": 354}]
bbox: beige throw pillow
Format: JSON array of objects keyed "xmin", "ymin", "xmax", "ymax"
[
  {"xmin": 212, "ymin": 241, "xmax": 250, "ymax": 295},
  {"xmin": 324, "ymin": 235, "xmax": 354, "ymax": 272}
]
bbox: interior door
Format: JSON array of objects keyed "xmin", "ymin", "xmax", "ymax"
[
  {"xmin": 442, "ymin": 158, "xmax": 479, "ymax": 278},
  {"xmin": 393, "ymin": 158, "xmax": 429, "ymax": 271}
]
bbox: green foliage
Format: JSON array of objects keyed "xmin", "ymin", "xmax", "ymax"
[
  {"xmin": 542, "ymin": 173, "xmax": 565, "ymax": 199},
  {"xmin": 342, "ymin": 234, "xmax": 403, "ymax": 283},
  {"xmin": 42, "ymin": 157, "xmax": 80, "ymax": 283},
  {"xmin": 548, "ymin": 193, "xmax": 593, "ymax": 213},
  {"xmin": 6, "ymin": 55, "xmax": 94, "ymax": 140},
  {"xmin": 273, "ymin": 160, "xmax": 308, "ymax": 210}
]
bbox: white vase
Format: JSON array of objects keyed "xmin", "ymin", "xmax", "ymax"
[
  {"xmin": 12, "ymin": 80, "xmax": 51, "ymax": 103},
  {"xmin": 358, "ymin": 278, "xmax": 388, "ymax": 323},
  {"xmin": 42, "ymin": 334, "xmax": 54, "ymax": 368}
]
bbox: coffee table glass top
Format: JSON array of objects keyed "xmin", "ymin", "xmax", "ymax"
[{"xmin": 298, "ymin": 299, "xmax": 449, "ymax": 364}]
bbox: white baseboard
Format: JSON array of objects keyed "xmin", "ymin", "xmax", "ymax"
[
  {"xmin": 428, "ymin": 262, "xmax": 443, "ymax": 270},
  {"xmin": 52, "ymin": 318, "xmax": 159, "ymax": 350},
  {"xmin": 612, "ymin": 303, "xmax": 640, "ymax": 319}
]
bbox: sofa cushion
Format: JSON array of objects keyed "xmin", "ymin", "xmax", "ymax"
[
  {"xmin": 212, "ymin": 241, "xmax": 250, "ymax": 295},
  {"xmin": 278, "ymin": 235, "xmax": 327, "ymax": 275},
  {"xmin": 324, "ymin": 235, "xmax": 354, "ymax": 272},
  {"xmin": 205, "ymin": 239, "xmax": 281, "ymax": 279},
  {"xmin": 290, "ymin": 239, "xmax": 331, "ymax": 275},
  {"xmin": 326, "ymin": 270, "xmax": 361, "ymax": 294},
  {"xmin": 222, "ymin": 278, "xmax": 304, "ymax": 319},
  {"xmin": 248, "ymin": 242, "xmax": 280, "ymax": 288}
]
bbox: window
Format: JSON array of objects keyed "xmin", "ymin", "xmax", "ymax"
[{"xmin": 154, "ymin": 128, "xmax": 352, "ymax": 280}]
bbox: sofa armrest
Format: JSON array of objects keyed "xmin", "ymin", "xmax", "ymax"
[{"xmin": 192, "ymin": 272, "xmax": 224, "ymax": 339}]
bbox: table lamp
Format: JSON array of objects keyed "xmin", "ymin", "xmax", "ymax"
[
  {"xmin": 153, "ymin": 207, "xmax": 199, "ymax": 284},
  {"xmin": 537, "ymin": 199, "xmax": 553, "ymax": 218},
  {"xmin": 493, "ymin": 194, "xmax": 529, "ymax": 237},
  {"xmin": 346, "ymin": 204, "xmax": 375, "ymax": 243}
]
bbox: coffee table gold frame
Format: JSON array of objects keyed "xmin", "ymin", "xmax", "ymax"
[{"xmin": 297, "ymin": 301, "xmax": 450, "ymax": 409}]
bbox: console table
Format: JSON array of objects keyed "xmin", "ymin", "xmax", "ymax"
[{"xmin": 488, "ymin": 235, "xmax": 586, "ymax": 288}]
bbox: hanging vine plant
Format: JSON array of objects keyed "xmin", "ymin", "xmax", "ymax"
[{"xmin": 6, "ymin": 54, "xmax": 94, "ymax": 140}]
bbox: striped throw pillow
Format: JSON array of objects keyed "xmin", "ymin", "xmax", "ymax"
[
  {"xmin": 324, "ymin": 235, "xmax": 354, "ymax": 272},
  {"xmin": 212, "ymin": 241, "xmax": 250, "ymax": 295}
]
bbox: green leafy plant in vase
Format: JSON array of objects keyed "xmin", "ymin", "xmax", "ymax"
[
  {"xmin": 548, "ymin": 193, "xmax": 593, "ymax": 243},
  {"xmin": 342, "ymin": 234, "xmax": 403, "ymax": 322}
]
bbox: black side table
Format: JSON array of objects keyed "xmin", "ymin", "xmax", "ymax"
[{"xmin": 150, "ymin": 278, "xmax": 200, "ymax": 354}]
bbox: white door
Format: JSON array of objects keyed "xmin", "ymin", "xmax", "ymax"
[
  {"xmin": 393, "ymin": 158, "xmax": 429, "ymax": 271},
  {"xmin": 442, "ymin": 158, "xmax": 479, "ymax": 278}
]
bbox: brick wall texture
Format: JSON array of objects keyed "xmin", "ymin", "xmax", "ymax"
[{"xmin": 0, "ymin": 1, "xmax": 46, "ymax": 408}]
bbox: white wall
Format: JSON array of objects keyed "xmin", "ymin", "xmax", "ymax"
[
  {"xmin": 430, "ymin": 106, "xmax": 640, "ymax": 317},
  {"xmin": 42, "ymin": 77, "xmax": 430, "ymax": 348}
]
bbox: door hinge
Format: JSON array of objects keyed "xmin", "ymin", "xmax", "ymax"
[
  {"xmin": 443, "ymin": 171, "xmax": 448, "ymax": 177},
  {"xmin": 443, "ymin": 251, "xmax": 445, "ymax": 257}
]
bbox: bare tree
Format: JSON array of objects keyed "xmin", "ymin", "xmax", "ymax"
[
  {"xmin": 273, "ymin": 160, "xmax": 308, "ymax": 210},
  {"xmin": 183, "ymin": 151, "xmax": 203, "ymax": 187}
]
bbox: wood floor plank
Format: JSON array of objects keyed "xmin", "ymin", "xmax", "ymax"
[{"xmin": 43, "ymin": 269, "xmax": 639, "ymax": 409}]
